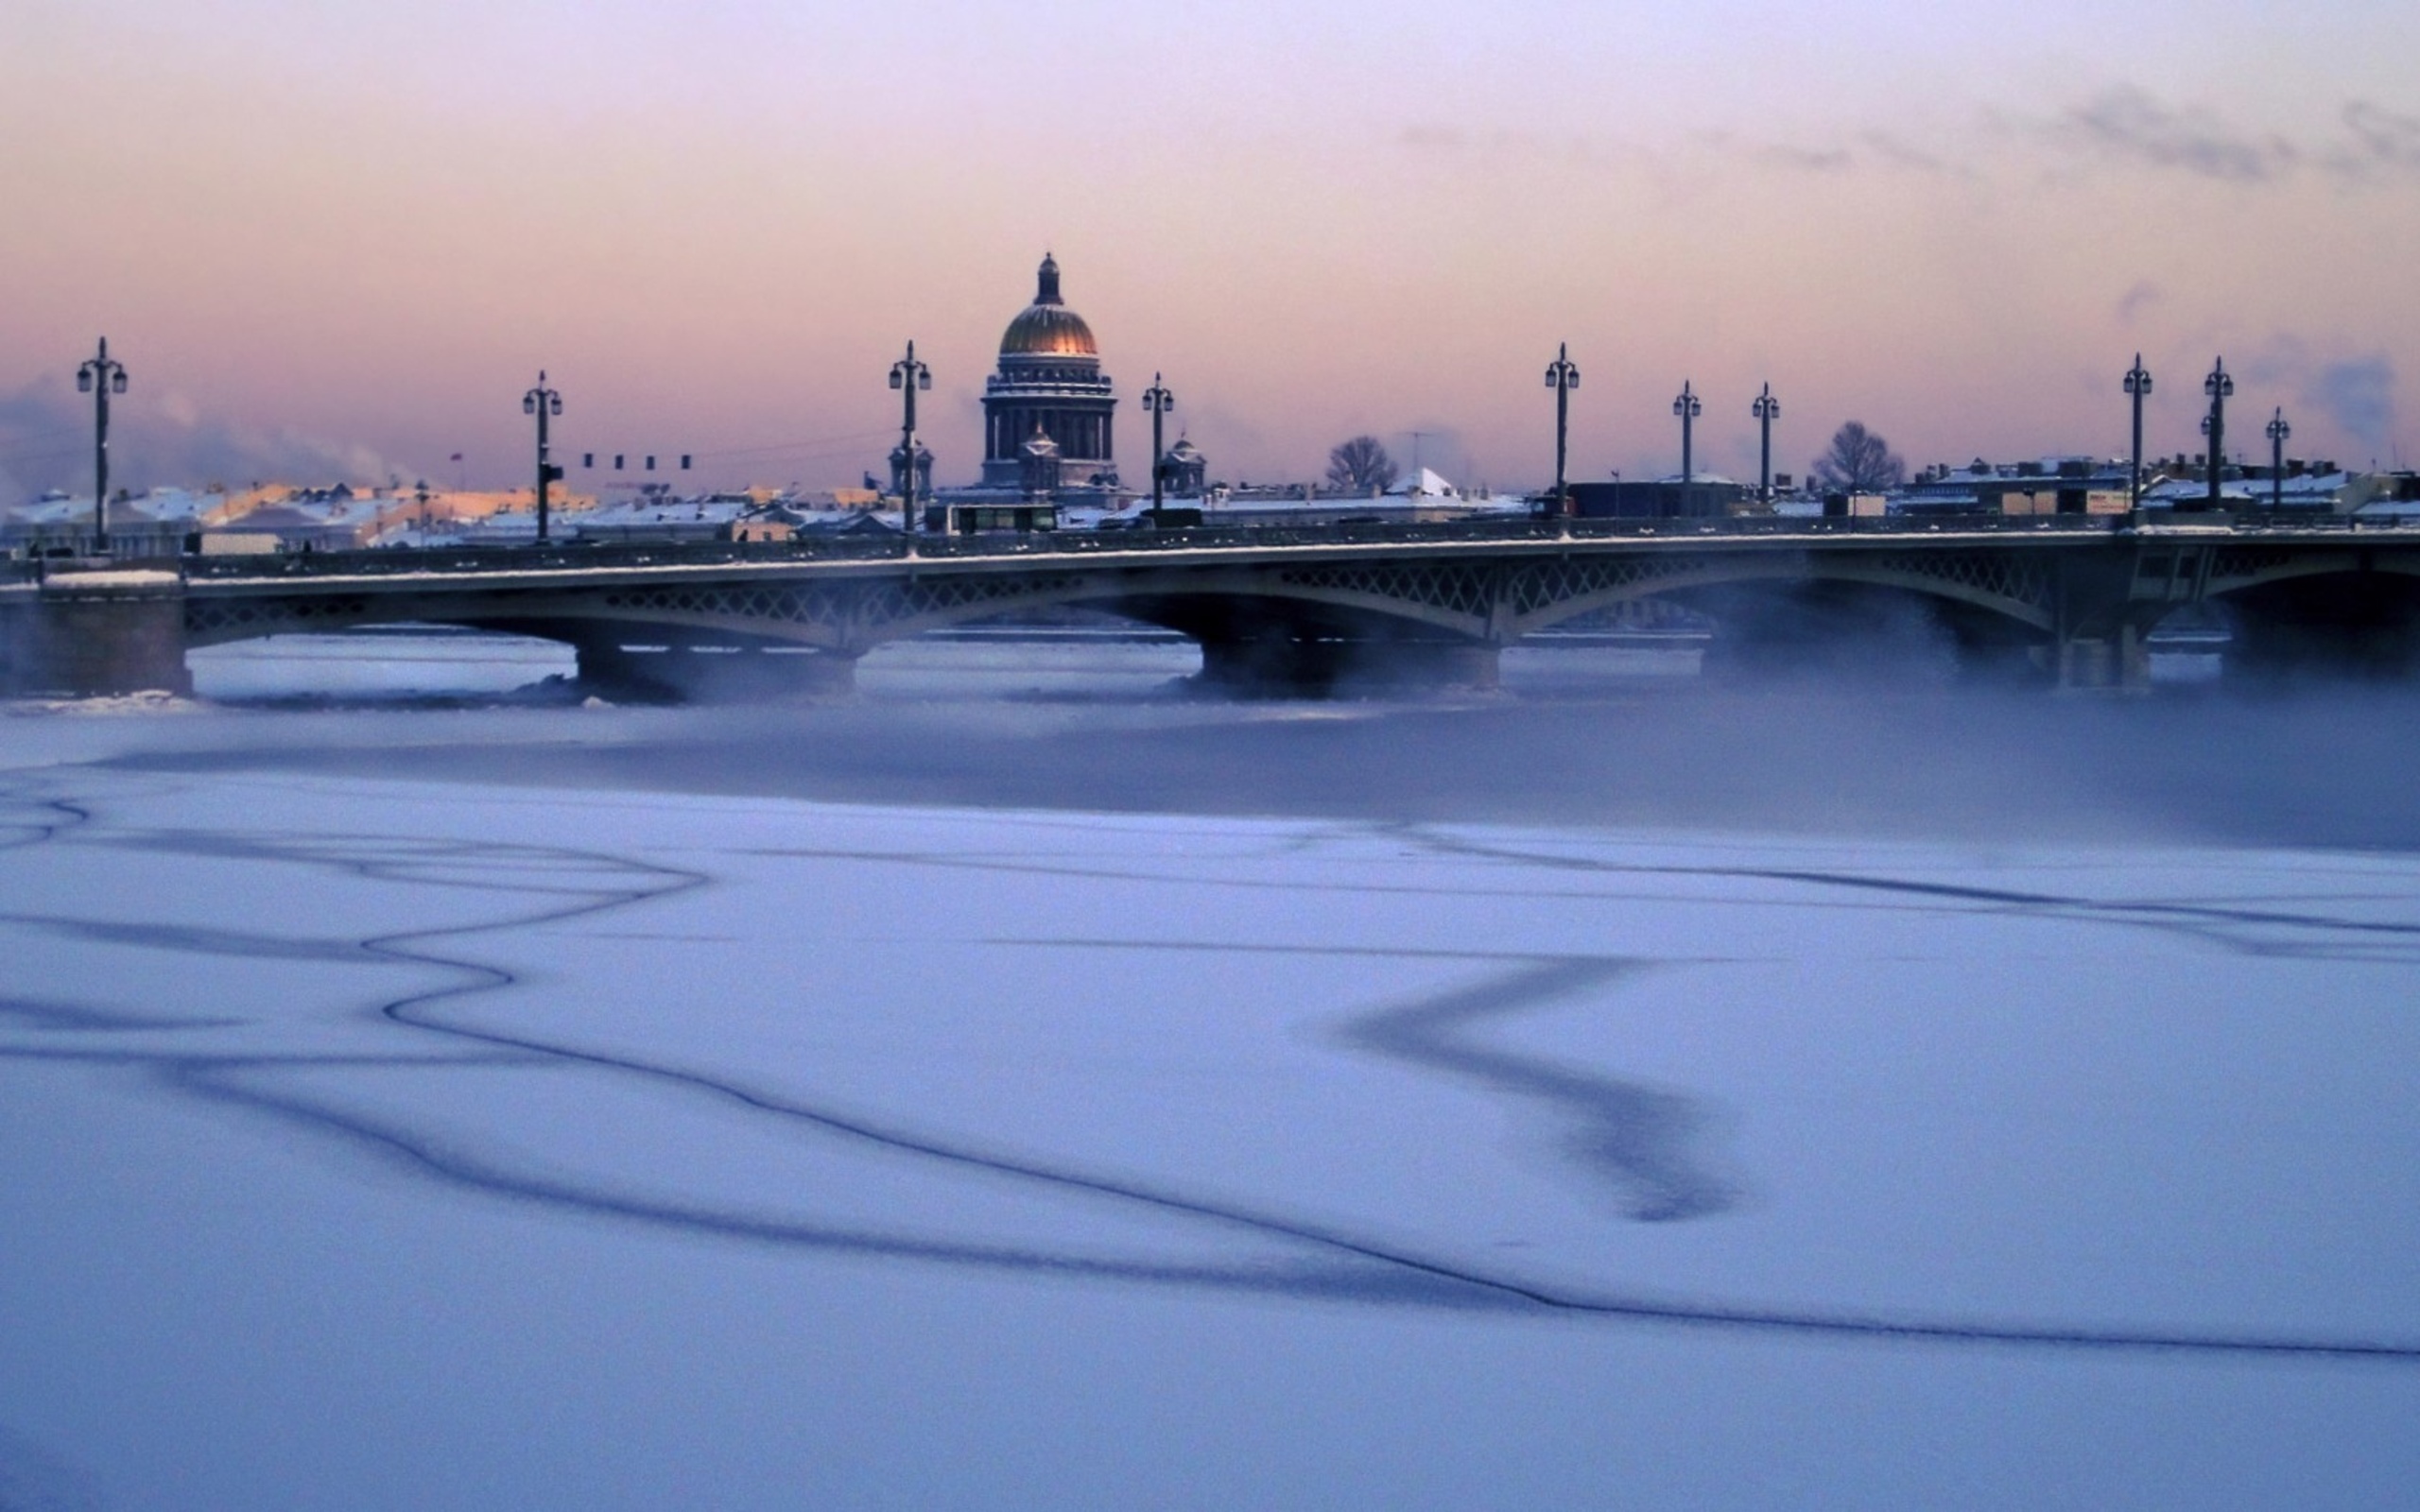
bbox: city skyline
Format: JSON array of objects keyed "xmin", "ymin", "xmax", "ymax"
[{"xmin": 4, "ymin": 0, "xmax": 2415, "ymax": 496}]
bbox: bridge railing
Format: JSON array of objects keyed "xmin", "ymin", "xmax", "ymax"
[
  {"xmin": 175, "ymin": 514, "xmax": 2083, "ymax": 577},
  {"xmin": 161, "ymin": 507, "xmax": 2417, "ymax": 583}
]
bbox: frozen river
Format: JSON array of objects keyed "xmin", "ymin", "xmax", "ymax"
[{"xmin": 3, "ymin": 637, "xmax": 2417, "ymax": 1507}]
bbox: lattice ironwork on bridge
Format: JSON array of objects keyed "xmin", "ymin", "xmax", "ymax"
[
  {"xmin": 1856, "ymin": 548, "xmax": 2057, "ymax": 621},
  {"xmin": 596, "ymin": 583, "xmax": 850, "ymax": 637},
  {"xmin": 1270, "ymin": 561, "xmax": 1499, "ymax": 622},
  {"xmin": 187, "ymin": 595, "xmax": 371, "ymax": 641},
  {"xmin": 1495, "ymin": 545, "xmax": 2057, "ymax": 636},
  {"xmin": 1502, "ymin": 553, "xmax": 1719, "ymax": 624},
  {"xmin": 2211, "ymin": 546, "xmax": 2296, "ymax": 583},
  {"xmin": 596, "ymin": 570, "xmax": 1097, "ymax": 647}
]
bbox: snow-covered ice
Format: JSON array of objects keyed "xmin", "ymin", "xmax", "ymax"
[{"xmin": 2, "ymin": 721, "xmax": 2417, "ymax": 1506}]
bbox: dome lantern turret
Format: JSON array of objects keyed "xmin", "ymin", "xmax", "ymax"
[{"xmin": 998, "ymin": 252, "xmax": 1098, "ymax": 358}]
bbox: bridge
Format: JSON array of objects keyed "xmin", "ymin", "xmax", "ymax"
[{"xmin": 7, "ymin": 515, "xmax": 2420, "ymax": 698}]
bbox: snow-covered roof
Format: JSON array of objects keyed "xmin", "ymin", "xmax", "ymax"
[
  {"xmin": 579, "ymin": 495, "xmax": 752, "ymax": 525},
  {"xmin": 2, "ymin": 496, "xmax": 89, "ymax": 524},
  {"xmin": 2140, "ymin": 477, "xmax": 2258, "ymax": 505},
  {"xmin": 2258, "ymin": 471, "xmax": 2355, "ymax": 502},
  {"xmin": 5, "ymin": 488, "xmax": 242, "ymax": 525},
  {"xmin": 1384, "ymin": 467, "xmax": 1462, "ymax": 498},
  {"xmin": 455, "ymin": 511, "xmax": 549, "ymax": 541},
  {"xmin": 236, "ymin": 497, "xmax": 389, "ymax": 526}
]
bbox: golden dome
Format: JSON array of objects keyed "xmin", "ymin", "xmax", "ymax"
[
  {"xmin": 998, "ymin": 253, "xmax": 1098, "ymax": 357},
  {"xmin": 1000, "ymin": 305, "xmax": 1098, "ymax": 357}
]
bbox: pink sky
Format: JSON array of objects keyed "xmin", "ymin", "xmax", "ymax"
[{"xmin": 4, "ymin": 0, "xmax": 2414, "ymax": 494}]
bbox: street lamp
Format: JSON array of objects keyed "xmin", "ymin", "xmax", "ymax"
[
  {"xmin": 522, "ymin": 372, "xmax": 563, "ymax": 541},
  {"xmin": 2266, "ymin": 406, "xmax": 2291, "ymax": 511},
  {"xmin": 889, "ymin": 340, "xmax": 931, "ymax": 542},
  {"xmin": 1544, "ymin": 343, "xmax": 1580, "ymax": 517},
  {"xmin": 2123, "ymin": 354, "xmax": 2152, "ymax": 508},
  {"xmin": 2200, "ymin": 357, "xmax": 2233, "ymax": 512},
  {"xmin": 1672, "ymin": 380, "xmax": 1702, "ymax": 517},
  {"xmin": 1142, "ymin": 372, "xmax": 1175, "ymax": 524},
  {"xmin": 1751, "ymin": 384, "xmax": 1780, "ymax": 506},
  {"xmin": 75, "ymin": 336, "xmax": 129, "ymax": 555}
]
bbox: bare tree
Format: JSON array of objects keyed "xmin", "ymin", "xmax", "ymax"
[
  {"xmin": 1812, "ymin": 421, "xmax": 1906, "ymax": 492},
  {"xmin": 1325, "ymin": 435, "xmax": 1399, "ymax": 493}
]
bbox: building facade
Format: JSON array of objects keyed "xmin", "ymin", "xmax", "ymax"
[{"xmin": 979, "ymin": 255, "xmax": 1117, "ymax": 490}]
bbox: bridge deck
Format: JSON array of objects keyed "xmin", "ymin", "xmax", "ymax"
[
  {"xmin": 153, "ymin": 514, "xmax": 2420, "ymax": 598},
  {"xmin": 12, "ymin": 515, "xmax": 2420, "ymax": 698}
]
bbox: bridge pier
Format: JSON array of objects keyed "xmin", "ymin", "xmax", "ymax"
[
  {"xmin": 1192, "ymin": 634, "xmax": 1499, "ymax": 696},
  {"xmin": 2216, "ymin": 575, "xmax": 2420, "ymax": 684},
  {"xmin": 2224, "ymin": 620, "xmax": 2420, "ymax": 684},
  {"xmin": 2048, "ymin": 551, "xmax": 2170, "ymax": 694},
  {"xmin": 0, "ymin": 569, "xmax": 192, "ymax": 697},
  {"xmin": 2053, "ymin": 624, "xmax": 2152, "ymax": 694},
  {"xmin": 572, "ymin": 636, "xmax": 856, "ymax": 702}
]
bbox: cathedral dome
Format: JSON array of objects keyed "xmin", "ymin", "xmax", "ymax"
[{"xmin": 998, "ymin": 253, "xmax": 1098, "ymax": 358}]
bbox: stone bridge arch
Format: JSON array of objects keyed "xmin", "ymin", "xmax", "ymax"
[
  {"xmin": 1495, "ymin": 544, "xmax": 2071, "ymax": 682},
  {"xmin": 2196, "ymin": 542, "xmax": 2420, "ymax": 679},
  {"xmin": 1499, "ymin": 546, "xmax": 2060, "ymax": 641},
  {"xmin": 175, "ymin": 540, "xmax": 2090, "ymax": 696},
  {"xmin": 177, "ymin": 558, "xmax": 1513, "ymax": 696}
]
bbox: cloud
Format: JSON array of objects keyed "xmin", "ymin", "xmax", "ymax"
[
  {"xmin": 1688, "ymin": 127, "xmax": 1961, "ymax": 180},
  {"xmin": 0, "ymin": 378, "xmax": 413, "ymax": 500},
  {"xmin": 1578, "ymin": 87, "xmax": 2420, "ymax": 191},
  {"xmin": 2331, "ymin": 101, "xmax": 2420, "ymax": 180},
  {"xmin": 2235, "ymin": 339, "xmax": 2398, "ymax": 459},
  {"xmin": 1752, "ymin": 143, "xmax": 1854, "ymax": 175},
  {"xmin": 2116, "ymin": 282, "xmax": 2162, "ymax": 324},
  {"xmin": 1855, "ymin": 131, "xmax": 1968, "ymax": 178},
  {"xmin": 2027, "ymin": 89, "xmax": 2420, "ymax": 188},
  {"xmin": 2308, "ymin": 356, "xmax": 2395, "ymax": 455},
  {"xmin": 2049, "ymin": 86, "xmax": 2294, "ymax": 183},
  {"xmin": 2239, "ymin": 334, "xmax": 2313, "ymax": 390}
]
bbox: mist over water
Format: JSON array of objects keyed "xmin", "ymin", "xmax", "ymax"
[
  {"xmin": 7, "ymin": 635, "xmax": 2420, "ymax": 1508},
  {"xmin": 172, "ymin": 628, "xmax": 2420, "ymax": 851}
]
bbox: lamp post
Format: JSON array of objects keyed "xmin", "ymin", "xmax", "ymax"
[
  {"xmin": 1544, "ymin": 343, "xmax": 1580, "ymax": 517},
  {"xmin": 522, "ymin": 372, "xmax": 563, "ymax": 541},
  {"xmin": 2266, "ymin": 406, "xmax": 2291, "ymax": 511},
  {"xmin": 2123, "ymin": 354, "xmax": 2152, "ymax": 508},
  {"xmin": 1142, "ymin": 372, "xmax": 1175, "ymax": 524},
  {"xmin": 889, "ymin": 340, "xmax": 931, "ymax": 544},
  {"xmin": 1672, "ymin": 380, "xmax": 1701, "ymax": 517},
  {"xmin": 75, "ymin": 337, "xmax": 129, "ymax": 555},
  {"xmin": 1751, "ymin": 384, "xmax": 1779, "ymax": 506},
  {"xmin": 2200, "ymin": 357, "xmax": 2233, "ymax": 512}
]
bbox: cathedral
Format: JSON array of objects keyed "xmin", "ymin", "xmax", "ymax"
[{"xmin": 978, "ymin": 254, "xmax": 1118, "ymax": 492}]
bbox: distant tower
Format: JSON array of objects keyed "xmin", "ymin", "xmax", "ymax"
[
  {"xmin": 889, "ymin": 439, "xmax": 933, "ymax": 500},
  {"xmin": 980, "ymin": 254, "xmax": 1117, "ymax": 490},
  {"xmin": 1160, "ymin": 436, "xmax": 1207, "ymax": 494}
]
